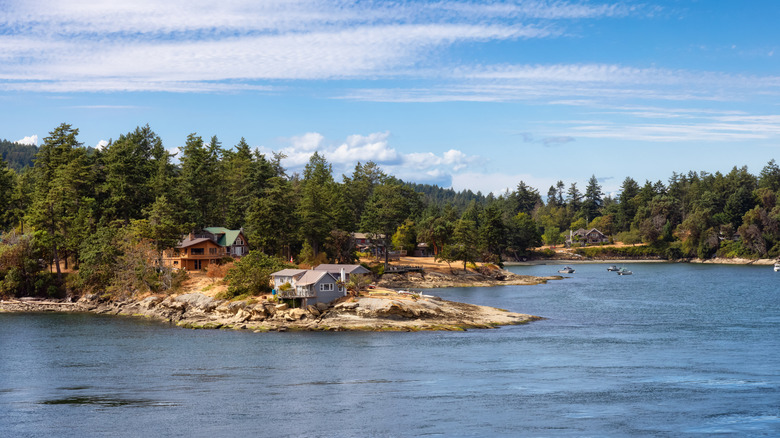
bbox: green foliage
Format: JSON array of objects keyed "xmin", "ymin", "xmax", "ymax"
[
  {"xmin": 298, "ymin": 152, "xmax": 337, "ymax": 255},
  {"xmin": 0, "ymin": 231, "xmax": 58, "ymax": 298},
  {"xmin": 224, "ymin": 251, "xmax": 293, "ymax": 297},
  {"xmin": 346, "ymin": 273, "xmax": 372, "ymax": 296},
  {"xmin": 614, "ymin": 228, "xmax": 642, "ymax": 245},
  {"xmin": 574, "ymin": 244, "xmax": 665, "ymax": 259},
  {"xmin": 542, "ymin": 226, "xmax": 561, "ymax": 246},
  {"xmin": 0, "ymin": 139, "xmax": 37, "ymax": 171},
  {"xmin": 0, "ymin": 159, "xmax": 16, "ymax": 230},
  {"xmin": 360, "ymin": 182, "xmax": 422, "ymax": 266},
  {"xmin": 391, "ymin": 219, "xmax": 417, "ymax": 253}
]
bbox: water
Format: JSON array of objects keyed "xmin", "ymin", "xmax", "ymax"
[{"xmin": 1, "ymin": 263, "xmax": 778, "ymax": 437}]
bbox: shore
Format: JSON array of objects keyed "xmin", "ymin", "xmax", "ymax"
[{"xmin": 0, "ymin": 290, "xmax": 542, "ymax": 332}]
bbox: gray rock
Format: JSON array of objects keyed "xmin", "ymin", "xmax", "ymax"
[
  {"xmin": 285, "ymin": 308, "xmax": 306, "ymax": 321},
  {"xmin": 335, "ymin": 301, "xmax": 359, "ymax": 310},
  {"xmin": 234, "ymin": 308, "xmax": 251, "ymax": 322},
  {"xmin": 139, "ymin": 296, "xmax": 163, "ymax": 309},
  {"xmin": 174, "ymin": 293, "xmax": 215, "ymax": 310}
]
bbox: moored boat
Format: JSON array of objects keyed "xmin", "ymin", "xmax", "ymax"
[
  {"xmin": 558, "ymin": 266, "xmax": 575, "ymax": 274},
  {"xmin": 617, "ymin": 268, "xmax": 633, "ymax": 275},
  {"xmin": 607, "ymin": 265, "xmax": 619, "ymax": 271},
  {"xmin": 774, "ymin": 262, "xmax": 780, "ymax": 272}
]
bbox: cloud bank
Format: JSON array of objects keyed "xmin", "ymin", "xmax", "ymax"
[
  {"xmin": 15, "ymin": 135, "xmax": 38, "ymax": 146},
  {"xmin": 0, "ymin": 0, "xmax": 642, "ymax": 92},
  {"xmin": 266, "ymin": 131, "xmax": 477, "ymax": 188}
]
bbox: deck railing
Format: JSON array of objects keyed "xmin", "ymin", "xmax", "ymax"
[{"xmin": 277, "ymin": 289, "xmax": 317, "ymax": 299}]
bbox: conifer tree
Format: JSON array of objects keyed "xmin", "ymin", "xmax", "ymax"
[{"xmin": 297, "ymin": 152, "xmax": 336, "ymax": 256}]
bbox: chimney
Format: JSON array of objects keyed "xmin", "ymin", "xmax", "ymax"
[{"xmin": 340, "ymin": 268, "xmax": 346, "ymax": 283}]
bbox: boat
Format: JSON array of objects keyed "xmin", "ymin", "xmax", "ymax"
[
  {"xmin": 607, "ymin": 265, "xmax": 619, "ymax": 271},
  {"xmin": 558, "ymin": 266, "xmax": 575, "ymax": 274},
  {"xmin": 774, "ymin": 262, "xmax": 780, "ymax": 272},
  {"xmin": 617, "ymin": 268, "xmax": 632, "ymax": 275}
]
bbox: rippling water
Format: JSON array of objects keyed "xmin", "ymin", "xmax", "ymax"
[{"xmin": 1, "ymin": 263, "xmax": 778, "ymax": 437}]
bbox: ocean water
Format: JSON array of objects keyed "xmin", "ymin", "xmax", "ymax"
[{"xmin": 1, "ymin": 263, "xmax": 778, "ymax": 437}]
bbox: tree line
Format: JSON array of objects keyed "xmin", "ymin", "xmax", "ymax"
[{"xmin": 2, "ymin": 122, "xmax": 780, "ymax": 298}]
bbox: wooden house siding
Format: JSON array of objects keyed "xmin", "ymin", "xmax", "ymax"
[{"xmin": 163, "ymin": 227, "xmax": 248, "ymax": 271}]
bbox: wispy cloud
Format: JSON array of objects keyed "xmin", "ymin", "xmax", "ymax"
[
  {"xmin": 0, "ymin": 0, "xmax": 629, "ymax": 92},
  {"xmin": 345, "ymin": 64, "xmax": 780, "ymax": 103}
]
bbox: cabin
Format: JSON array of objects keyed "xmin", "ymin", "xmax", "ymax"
[
  {"xmin": 163, "ymin": 227, "xmax": 249, "ymax": 271},
  {"xmin": 565, "ymin": 228, "xmax": 609, "ymax": 247},
  {"xmin": 270, "ymin": 264, "xmax": 371, "ymax": 306},
  {"xmin": 352, "ymin": 232, "xmax": 385, "ymax": 257},
  {"xmin": 413, "ymin": 242, "xmax": 432, "ymax": 257}
]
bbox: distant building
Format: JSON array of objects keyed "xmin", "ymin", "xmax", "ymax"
[
  {"xmin": 565, "ymin": 228, "xmax": 609, "ymax": 247},
  {"xmin": 163, "ymin": 227, "xmax": 249, "ymax": 271}
]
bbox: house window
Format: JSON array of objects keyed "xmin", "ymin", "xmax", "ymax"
[
  {"xmin": 236, "ymin": 238, "xmax": 243, "ymax": 245},
  {"xmin": 209, "ymin": 248, "xmax": 217, "ymax": 255},
  {"xmin": 320, "ymin": 283, "xmax": 334, "ymax": 292},
  {"xmin": 173, "ymin": 261, "xmax": 178, "ymax": 266},
  {"xmin": 191, "ymin": 248, "xmax": 204, "ymax": 255}
]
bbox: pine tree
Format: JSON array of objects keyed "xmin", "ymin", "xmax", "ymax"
[
  {"xmin": 0, "ymin": 159, "xmax": 16, "ymax": 230},
  {"xmin": 297, "ymin": 152, "xmax": 336, "ymax": 256}
]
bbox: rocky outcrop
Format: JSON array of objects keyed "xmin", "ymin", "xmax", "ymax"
[
  {"xmin": 0, "ymin": 291, "xmax": 542, "ymax": 332},
  {"xmin": 378, "ymin": 267, "xmax": 561, "ymax": 289}
]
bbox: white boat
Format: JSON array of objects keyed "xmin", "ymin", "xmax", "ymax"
[
  {"xmin": 617, "ymin": 268, "xmax": 633, "ymax": 275},
  {"xmin": 607, "ymin": 265, "xmax": 619, "ymax": 271},
  {"xmin": 774, "ymin": 263, "xmax": 780, "ymax": 272},
  {"xmin": 558, "ymin": 266, "xmax": 575, "ymax": 274}
]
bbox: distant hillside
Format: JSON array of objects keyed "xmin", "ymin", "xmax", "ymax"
[
  {"xmin": 0, "ymin": 139, "xmax": 37, "ymax": 171},
  {"xmin": 404, "ymin": 181, "xmax": 488, "ymax": 212}
]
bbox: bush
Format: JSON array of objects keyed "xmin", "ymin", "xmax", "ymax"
[
  {"xmin": 224, "ymin": 251, "xmax": 294, "ymax": 297},
  {"xmin": 574, "ymin": 244, "xmax": 666, "ymax": 259},
  {"xmin": 368, "ymin": 263, "xmax": 384, "ymax": 276}
]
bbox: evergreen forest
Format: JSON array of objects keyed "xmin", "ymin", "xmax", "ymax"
[{"xmin": 2, "ymin": 123, "xmax": 780, "ymax": 298}]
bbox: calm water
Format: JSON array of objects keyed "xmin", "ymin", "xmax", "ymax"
[{"xmin": 1, "ymin": 263, "xmax": 779, "ymax": 437}]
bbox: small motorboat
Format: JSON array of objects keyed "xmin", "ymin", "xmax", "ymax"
[
  {"xmin": 774, "ymin": 262, "xmax": 780, "ymax": 272},
  {"xmin": 558, "ymin": 266, "xmax": 575, "ymax": 274},
  {"xmin": 617, "ymin": 268, "xmax": 632, "ymax": 275},
  {"xmin": 607, "ymin": 265, "xmax": 619, "ymax": 271}
]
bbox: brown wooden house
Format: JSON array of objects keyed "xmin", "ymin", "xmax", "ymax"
[{"xmin": 163, "ymin": 227, "xmax": 248, "ymax": 271}]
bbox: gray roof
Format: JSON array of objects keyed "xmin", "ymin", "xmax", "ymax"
[
  {"xmin": 177, "ymin": 237, "xmax": 215, "ymax": 249},
  {"xmin": 270, "ymin": 269, "xmax": 308, "ymax": 278},
  {"xmin": 313, "ymin": 264, "xmax": 371, "ymax": 275},
  {"xmin": 296, "ymin": 271, "xmax": 336, "ymax": 286}
]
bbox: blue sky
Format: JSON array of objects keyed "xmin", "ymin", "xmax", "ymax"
[{"xmin": 2, "ymin": 0, "xmax": 779, "ymax": 196}]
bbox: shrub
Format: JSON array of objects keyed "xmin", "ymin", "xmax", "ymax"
[{"xmin": 224, "ymin": 251, "xmax": 294, "ymax": 297}]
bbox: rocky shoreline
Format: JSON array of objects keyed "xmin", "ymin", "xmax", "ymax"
[
  {"xmin": 0, "ymin": 290, "xmax": 543, "ymax": 332},
  {"xmin": 377, "ymin": 267, "xmax": 562, "ymax": 289}
]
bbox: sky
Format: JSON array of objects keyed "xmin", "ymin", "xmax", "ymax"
[{"xmin": 1, "ymin": 0, "xmax": 779, "ymax": 196}]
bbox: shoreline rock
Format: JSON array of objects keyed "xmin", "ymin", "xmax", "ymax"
[
  {"xmin": 0, "ymin": 291, "xmax": 543, "ymax": 332},
  {"xmin": 377, "ymin": 267, "xmax": 561, "ymax": 289}
]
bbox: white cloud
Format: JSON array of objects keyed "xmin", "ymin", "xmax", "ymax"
[
  {"xmin": 96, "ymin": 139, "xmax": 109, "ymax": 150},
  {"xmin": 330, "ymin": 132, "xmax": 400, "ymax": 165},
  {"xmin": 267, "ymin": 131, "xmax": 477, "ymax": 187},
  {"xmin": 291, "ymin": 132, "xmax": 324, "ymax": 152},
  {"xmin": 15, "ymin": 135, "xmax": 37, "ymax": 145}
]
